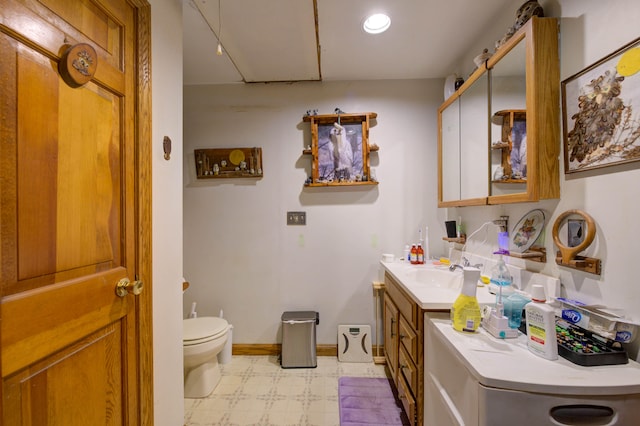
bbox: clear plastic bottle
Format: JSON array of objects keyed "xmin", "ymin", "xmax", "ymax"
[
  {"xmin": 403, "ymin": 245, "xmax": 410, "ymax": 262},
  {"xmin": 490, "ymin": 253, "xmax": 513, "ymax": 316}
]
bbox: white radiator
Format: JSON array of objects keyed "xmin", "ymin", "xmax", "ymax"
[{"xmin": 337, "ymin": 325, "xmax": 373, "ymax": 362}]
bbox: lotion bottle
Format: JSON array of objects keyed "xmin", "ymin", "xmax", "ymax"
[
  {"xmin": 450, "ymin": 267, "xmax": 481, "ymax": 333},
  {"xmin": 525, "ymin": 284, "xmax": 558, "ymax": 360}
]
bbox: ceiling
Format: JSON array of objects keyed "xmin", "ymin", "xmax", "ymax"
[{"xmin": 183, "ymin": 0, "xmax": 515, "ymax": 85}]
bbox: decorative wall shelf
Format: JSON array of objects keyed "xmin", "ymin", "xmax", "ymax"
[
  {"xmin": 442, "ymin": 235, "xmax": 466, "ymax": 244},
  {"xmin": 508, "ymin": 246, "xmax": 546, "ymax": 263},
  {"xmin": 301, "ymin": 112, "xmax": 378, "ymax": 187},
  {"xmin": 194, "ymin": 147, "xmax": 263, "ymax": 179},
  {"xmin": 555, "ymin": 253, "xmax": 602, "ymax": 275}
]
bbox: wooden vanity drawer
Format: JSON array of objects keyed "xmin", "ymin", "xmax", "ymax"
[
  {"xmin": 398, "ymin": 315, "xmax": 418, "ymax": 361},
  {"xmin": 397, "ymin": 371, "xmax": 416, "ymax": 426},
  {"xmin": 385, "ymin": 273, "xmax": 417, "ymax": 327},
  {"xmin": 398, "ymin": 344, "xmax": 418, "ymax": 396}
]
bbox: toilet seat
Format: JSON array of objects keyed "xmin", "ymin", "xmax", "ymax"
[{"xmin": 183, "ymin": 317, "xmax": 229, "ymax": 346}]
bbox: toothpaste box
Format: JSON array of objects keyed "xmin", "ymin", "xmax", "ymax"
[{"xmin": 558, "ymin": 298, "xmax": 640, "ymax": 343}]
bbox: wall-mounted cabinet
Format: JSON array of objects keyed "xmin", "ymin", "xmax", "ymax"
[
  {"xmin": 438, "ymin": 17, "xmax": 559, "ymax": 207},
  {"xmin": 438, "ymin": 65, "xmax": 490, "ymax": 207}
]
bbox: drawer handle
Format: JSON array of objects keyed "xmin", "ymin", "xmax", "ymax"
[
  {"xmin": 550, "ymin": 405, "xmax": 614, "ymax": 424},
  {"xmin": 390, "ymin": 318, "xmax": 396, "ymax": 337}
]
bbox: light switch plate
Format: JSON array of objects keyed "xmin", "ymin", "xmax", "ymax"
[{"xmin": 287, "ymin": 211, "xmax": 306, "ymax": 225}]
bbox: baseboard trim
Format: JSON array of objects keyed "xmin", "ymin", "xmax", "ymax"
[
  {"xmin": 231, "ymin": 344, "xmax": 338, "ymax": 356},
  {"xmin": 230, "ymin": 344, "xmax": 387, "ymax": 360}
]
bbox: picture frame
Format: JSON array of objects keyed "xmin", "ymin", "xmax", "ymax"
[
  {"xmin": 561, "ymin": 37, "xmax": 640, "ymax": 174},
  {"xmin": 302, "ymin": 112, "xmax": 378, "ymax": 187},
  {"xmin": 317, "ymin": 122, "xmax": 364, "ymax": 182}
]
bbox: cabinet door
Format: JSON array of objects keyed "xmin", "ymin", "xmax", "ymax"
[
  {"xmin": 487, "ymin": 16, "xmax": 559, "ymax": 204},
  {"xmin": 383, "ymin": 293, "xmax": 399, "ymax": 379}
]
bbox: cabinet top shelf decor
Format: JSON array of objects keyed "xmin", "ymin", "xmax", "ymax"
[{"xmin": 302, "ymin": 112, "xmax": 378, "ymax": 187}]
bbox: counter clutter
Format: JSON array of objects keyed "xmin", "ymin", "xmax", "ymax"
[{"xmin": 380, "ymin": 259, "xmax": 640, "ymax": 425}]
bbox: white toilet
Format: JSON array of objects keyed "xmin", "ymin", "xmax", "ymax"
[{"xmin": 183, "ymin": 316, "xmax": 230, "ymax": 398}]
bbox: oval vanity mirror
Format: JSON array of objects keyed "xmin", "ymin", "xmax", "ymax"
[{"xmin": 552, "ymin": 209, "xmax": 601, "ymax": 274}]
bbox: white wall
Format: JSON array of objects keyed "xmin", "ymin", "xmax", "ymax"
[
  {"xmin": 180, "ymin": 0, "xmax": 640, "ymax": 397},
  {"xmin": 445, "ymin": 0, "xmax": 640, "ymax": 358},
  {"xmin": 150, "ymin": 0, "xmax": 185, "ymax": 424},
  {"xmin": 183, "ymin": 80, "xmax": 444, "ymax": 345}
]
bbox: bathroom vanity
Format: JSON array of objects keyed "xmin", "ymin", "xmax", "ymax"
[
  {"xmin": 425, "ymin": 316, "xmax": 640, "ymax": 425},
  {"xmin": 381, "ymin": 261, "xmax": 495, "ymax": 425},
  {"xmin": 381, "ymin": 260, "xmax": 639, "ymax": 425}
]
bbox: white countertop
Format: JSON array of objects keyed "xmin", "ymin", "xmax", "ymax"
[
  {"xmin": 430, "ymin": 317, "xmax": 640, "ymax": 396},
  {"xmin": 380, "ymin": 260, "xmax": 496, "ymax": 309}
]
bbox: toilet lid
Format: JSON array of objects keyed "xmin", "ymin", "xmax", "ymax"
[{"xmin": 183, "ymin": 317, "xmax": 229, "ymax": 344}]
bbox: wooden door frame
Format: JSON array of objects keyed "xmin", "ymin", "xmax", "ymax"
[{"xmin": 133, "ymin": 2, "xmax": 154, "ymax": 425}]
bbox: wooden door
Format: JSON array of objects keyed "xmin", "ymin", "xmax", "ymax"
[{"xmin": 0, "ymin": 0, "xmax": 152, "ymax": 424}]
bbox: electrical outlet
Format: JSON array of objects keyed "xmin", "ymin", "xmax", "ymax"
[{"xmin": 287, "ymin": 211, "xmax": 306, "ymax": 225}]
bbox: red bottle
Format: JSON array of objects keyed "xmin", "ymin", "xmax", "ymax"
[
  {"xmin": 417, "ymin": 244, "xmax": 424, "ymax": 264},
  {"xmin": 410, "ymin": 244, "xmax": 418, "ymax": 264}
]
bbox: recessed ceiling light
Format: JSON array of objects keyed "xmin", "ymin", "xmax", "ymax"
[{"xmin": 363, "ymin": 13, "xmax": 391, "ymax": 34}]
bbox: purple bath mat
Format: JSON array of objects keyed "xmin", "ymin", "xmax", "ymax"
[{"xmin": 338, "ymin": 377, "xmax": 410, "ymax": 425}]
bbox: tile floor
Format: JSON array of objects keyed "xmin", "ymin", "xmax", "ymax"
[{"xmin": 184, "ymin": 355, "xmax": 389, "ymax": 426}]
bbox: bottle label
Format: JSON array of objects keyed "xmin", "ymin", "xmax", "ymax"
[{"xmin": 528, "ymin": 324, "xmax": 546, "ymax": 345}]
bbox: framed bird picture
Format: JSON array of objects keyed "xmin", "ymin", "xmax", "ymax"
[
  {"xmin": 562, "ymin": 37, "xmax": 640, "ymax": 174},
  {"xmin": 301, "ymin": 112, "xmax": 378, "ymax": 187}
]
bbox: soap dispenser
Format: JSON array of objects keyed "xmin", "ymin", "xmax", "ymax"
[
  {"xmin": 482, "ymin": 252, "xmax": 519, "ymax": 338},
  {"xmin": 450, "ymin": 267, "xmax": 481, "ymax": 333}
]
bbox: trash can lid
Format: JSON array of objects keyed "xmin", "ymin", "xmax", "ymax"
[{"xmin": 281, "ymin": 311, "xmax": 317, "ymax": 321}]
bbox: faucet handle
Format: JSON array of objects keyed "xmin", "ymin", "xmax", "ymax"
[{"xmin": 462, "ymin": 256, "xmax": 470, "ymax": 267}]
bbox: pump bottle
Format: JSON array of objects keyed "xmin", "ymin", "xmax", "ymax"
[{"xmin": 450, "ymin": 267, "xmax": 481, "ymax": 332}]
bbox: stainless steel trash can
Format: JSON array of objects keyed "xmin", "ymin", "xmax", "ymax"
[{"xmin": 281, "ymin": 311, "xmax": 319, "ymax": 368}]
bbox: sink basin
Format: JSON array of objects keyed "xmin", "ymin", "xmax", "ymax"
[{"xmin": 403, "ymin": 267, "xmax": 462, "ymax": 289}]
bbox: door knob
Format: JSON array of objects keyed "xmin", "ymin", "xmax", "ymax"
[{"xmin": 116, "ymin": 277, "xmax": 144, "ymax": 297}]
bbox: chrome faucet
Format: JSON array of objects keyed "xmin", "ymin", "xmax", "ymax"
[{"xmin": 449, "ymin": 256, "xmax": 483, "ymax": 271}]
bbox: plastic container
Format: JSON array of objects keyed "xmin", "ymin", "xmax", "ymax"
[
  {"xmin": 417, "ymin": 244, "xmax": 424, "ymax": 264},
  {"xmin": 504, "ymin": 293, "xmax": 530, "ymax": 329},
  {"xmin": 525, "ymin": 285, "xmax": 558, "ymax": 360},
  {"xmin": 450, "ymin": 267, "xmax": 481, "ymax": 332}
]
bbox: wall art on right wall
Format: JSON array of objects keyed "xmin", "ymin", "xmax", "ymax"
[{"xmin": 562, "ymin": 37, "xmax": 640, "ymax": 174}]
